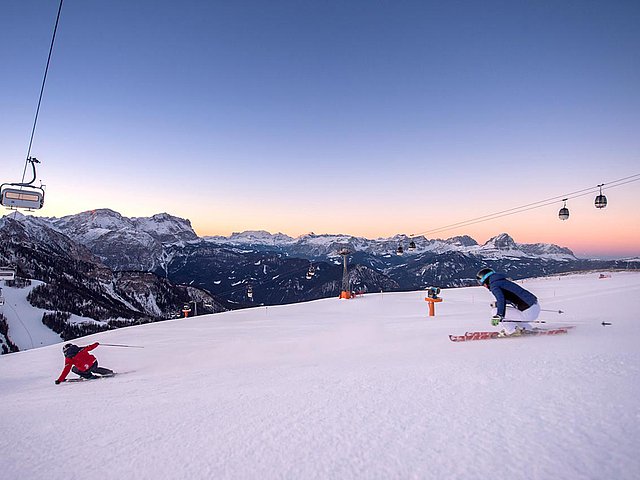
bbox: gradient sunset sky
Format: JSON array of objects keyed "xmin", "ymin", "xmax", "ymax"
[{"xmin": 1, "ymin": 0, "xmax": 638, "ymax": 258}]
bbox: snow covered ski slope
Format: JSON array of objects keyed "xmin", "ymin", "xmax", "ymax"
[{"xmin": 1, "ymin": 271, "xmax": 639, "ymax": 480}]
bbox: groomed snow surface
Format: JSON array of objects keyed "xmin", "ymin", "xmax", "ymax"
[{"xmin": 1, "ymin": 272, "xmax": 639, "ymax": 480}]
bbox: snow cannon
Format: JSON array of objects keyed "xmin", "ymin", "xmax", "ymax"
[{"xmin": 425, "ymin": 286, "xmax": 443, "ymax": 317}]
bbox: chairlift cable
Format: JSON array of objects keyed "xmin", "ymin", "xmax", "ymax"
[{"xmin": 21, "ymin": 0, "xmax": 64, "ymax": 183}]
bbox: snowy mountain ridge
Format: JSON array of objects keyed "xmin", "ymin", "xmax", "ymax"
[
  {"xmin": 207, "ymin": 230, "xmax": 576, "ymax": 261},
  {"xmin": 206, "ymin": 230, "xmax": 296, "ymax": 246},
  {"xmin": 6, "ymin": 209, "xmax": 575, "ymax": 262},
  {"xmin": 4, "ymin": 210, "xmax": 578, "ymax": 276},
  {"xmin": 31, "ymin": 209, "xmax": 197, "ymax": 272},
  {"xmin": 46, "ymin": 208, "xmax": 198, "ymax": 245}
]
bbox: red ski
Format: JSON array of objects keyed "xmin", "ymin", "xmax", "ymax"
[{"xmin": 449, "ymin": 327, "xmax": 573, "ymax": 342}]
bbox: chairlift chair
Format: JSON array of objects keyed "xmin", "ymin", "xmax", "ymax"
[
  {"xmin": 396, "ymin": 244, "xmax": 404, "ymax": 256},
  {"xmin": 0, "ymin": 158, "xmax": 45, "ymax": 210},
  {"xmin": 0, "ymin": 267, "xmax": 16, "ymax": 281},
  {"xmin": 408, "ymin": 240, "xmax": 416, "ymax": 250},
  {"xmin": 0, "ymin": 186, "xmax": 45, "ymax": 210}
]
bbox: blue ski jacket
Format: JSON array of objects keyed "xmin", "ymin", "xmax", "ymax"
[{"xmin": 487, "ymin": 272, "xmax": 538, "ymax": 317}]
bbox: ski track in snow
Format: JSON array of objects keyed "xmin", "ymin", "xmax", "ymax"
[{"xmin": 1, "ymin": 272, "xmax": 639, "ymax": 479}]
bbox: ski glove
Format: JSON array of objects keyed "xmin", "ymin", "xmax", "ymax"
[{"xmin": 491, "ymin": 314, "xmax": 503, "ymax": 326}]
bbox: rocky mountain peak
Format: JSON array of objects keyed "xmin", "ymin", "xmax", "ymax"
[
  {"xmin": 484, "ymin": 233, "xmax": 517, "ymax": 250},
  {"xmin": 132, "ymin": 213, "xmax": 197, "ymax": 243},
  {"xmin": 208, "ymin": 230, "xmax": 295, "ymax": 245},
  {"xmin": 445, "ymin": 235, "xmax": 478, "ymax": 247}
]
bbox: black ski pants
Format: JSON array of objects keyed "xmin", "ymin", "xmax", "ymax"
[{"xmin": 72, "ymin": 360, "xmax": 113, "ymax": 378}]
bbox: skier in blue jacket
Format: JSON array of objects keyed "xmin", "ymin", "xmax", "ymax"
[{"xmin": 477, "ymin": 267, "xmax": 540, "ymax": 335}]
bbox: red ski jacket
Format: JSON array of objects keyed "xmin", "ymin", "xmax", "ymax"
[{"xmin": 57, "ymin": 342, "xmax": 99, "ymax": 382}]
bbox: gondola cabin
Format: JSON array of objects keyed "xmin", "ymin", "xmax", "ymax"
[
  {"xmin": 594, "ymin": 184, "xmax": 607, "ymax": 209},
  {"xmin": 558, "ymin": 199, "xmax": 570, "ymax": 221},
  {"xmin": 306, "ymin": 265, "xmax": 315, "ymax": 280},
  {"xmin": 558, "ymin": 206, "xmax": 570, "ymax": 220},
  {"xmin": 594, "ymin": 194, "xmax": 607, "ymax": 209}
]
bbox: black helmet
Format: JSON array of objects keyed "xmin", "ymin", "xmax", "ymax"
[
  {"xmin": 476, "ymin": 267, "xmax": 495, "ymax": 285},
  {"xmin": 62, "ymin": 343, "xmax": 80, "ymax": 358}
]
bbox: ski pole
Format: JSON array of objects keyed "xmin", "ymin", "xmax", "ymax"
[
  {"xmin": 100, "ymin": 343, "xmax": 144, "ymax": 348},
  {"xmin": 502, "ymin": 305, "xmax": 564, "ymax": 314},
  {"xmin": 502, "ymin": 319, "xmax": 583, "ymax": 325},
  {"xmin": 501, "ymin": 319, "xmax": 549, "ymax": 324}
]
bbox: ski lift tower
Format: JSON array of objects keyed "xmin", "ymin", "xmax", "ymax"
[{"xmin": 338, "ymin": 248, "xmax": 351, "ymax": 299}]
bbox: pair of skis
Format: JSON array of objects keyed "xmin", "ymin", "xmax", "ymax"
[
  {"xmin": 449, "ymin": 326, "xmax": 574, "ymax": 342},
  {"xmin": 65, "ymin": 373, "xmax": 118, "ymax": 383}
]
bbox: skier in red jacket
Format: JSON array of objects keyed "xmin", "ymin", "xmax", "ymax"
[{"xmin": 55, "ymin": 342, "xmax": 114, "ymax": 384}]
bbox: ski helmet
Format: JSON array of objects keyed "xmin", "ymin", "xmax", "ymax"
[
  {"xmin": 62, "ymin": 343, "xmax": 80, "ymax": 358},
  {"xmin": 476, "ymin": 267, "xmax": 495, "ymax": 285}
]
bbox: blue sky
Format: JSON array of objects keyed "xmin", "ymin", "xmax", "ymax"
[{"xmin": 1, "ymin": 0, "xmax": 639, "ymax": 257}]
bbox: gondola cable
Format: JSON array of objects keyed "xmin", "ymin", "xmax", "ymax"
[{"xmin": 410, "ymin": 174, "xmax": 640, "ymax": 239}]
